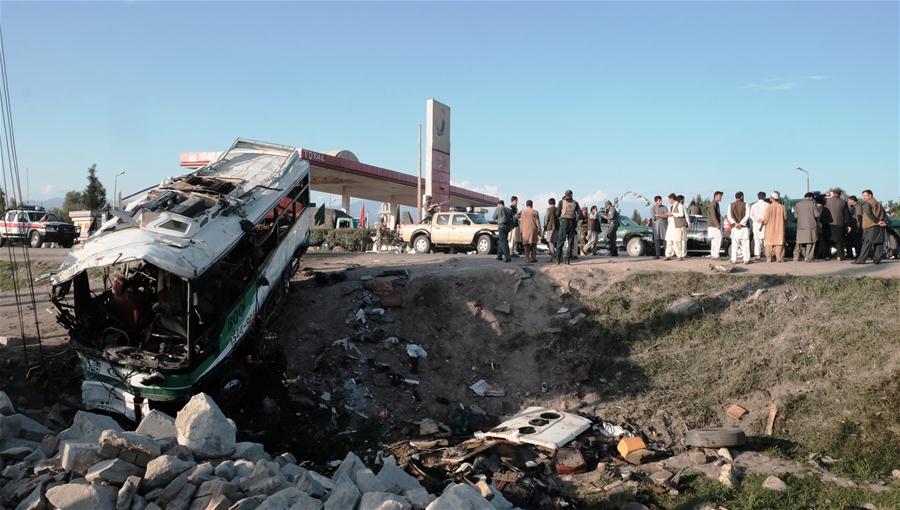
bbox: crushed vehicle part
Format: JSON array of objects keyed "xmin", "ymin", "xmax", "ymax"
[
  {"xmin": 554, "ymin": 447, "xmax": 587, "ymax": 475},
  {"xmin": 49, "ymin": 139, "xmax": 311, "ymax": 419},
  {"xmin": 476, "ymin": 407, "xmax": 591, "ymax": 451}
]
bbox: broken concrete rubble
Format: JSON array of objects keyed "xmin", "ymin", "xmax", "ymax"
[{"xmin": 174, "ymin": 393, "xmax": 236, "ymax": 459}]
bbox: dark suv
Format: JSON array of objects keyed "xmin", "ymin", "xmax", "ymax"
[{"xmin": 0, "ymin": 206, "xmax": 78, "ymax": 248}]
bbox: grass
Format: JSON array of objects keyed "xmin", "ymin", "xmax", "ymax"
[
  {"xmin": 0, "ymin": 259, "xmax": 57, "ymax": 292},
  {"xmin": 650, "ymin": 473, "xmax": 900, "ymax": 510},
  {"xmin": 555, "ymin": 271, "xmax": 900, "ymax": 481}
]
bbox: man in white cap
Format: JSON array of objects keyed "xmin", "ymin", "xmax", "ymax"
[{"xmin": 761, "ymin": 191, "xmax": 787, "ymax": 262}]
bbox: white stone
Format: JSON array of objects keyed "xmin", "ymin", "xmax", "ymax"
[
  {"xmin": 667, "ymin": 297, "xmax": 700, "ymax": 316},
  {"xmin": 229, "ymin": 495, "xmax": 267, "ymax": 510},
  {"xmin": 215, "ymin": 459, "xmax": 237, "ymax": 480},
  {"xmin": 355, "ymin": 467, "xmax": 389, "ymax": 493},
  {"xmin": 174, "ymin": 393, "xmax": 236, "ymax": 459},
  {"xmin": 280, "ymin": 462, "xmax": 307, "ymax": 482},
  {"xmin": 359, "ymin": 492, "xmax": 412, "ymax": 510},
  {"xmin": 116, "ymin": 475, "xmax": 141, "ymax": 510},
  {"xmin": 233, "ymin": 459, "xmax": 255, "ymax": 478},
  {"xmin": 134, "ymin": 410, "xmax": 177, "ymax": 440},
  {"xmin": 762, "ymin": 475, "xmax": 787, "ymax": 492},
  {"xmin": 62, "ymin": 442, "xmax": 103, "ymax": 474},
  {"xmin": 257, "ymin": 487, "xmax": 303, "ymax": 509},
  {"xmin": 143, "ymin": 455, "xmax": 196, "ymax": 490},
  {"xmin": 59, "ymin": 411, "xmax": 123, "ymax": 443},
  {"xmin": 85, "ymin": 458, "xmax": 144, "ymax": 486},
  {"xmin": 0, "ymin": 391, "xmax": 14, "ymax": 415},
  {"xmin": 324, "ymin": 478, "xmax": 360, "ymax": 510},
  {"xmin": 296, "ymin": 470, "xmax": 329, "ymax": 498},
  {"xmin": 46, "ymin": 483, "xmax": 118, "ymax": 510},
  {"xmin": 331, "ymin": 451, "xmax": 366, "ymax": 483},
  {"xmin": 233, "ymin": 442, "xmax": 271, "ymax": 462},
  {"xmin": 425, "ymin": 483, "xmax": 493, "ymax": 510},
  {"xmin": 289, "ymin": 493, "xmax": 324, "ymax": 510},
  {"xmin": 0, "ymin": 413, "xmax": 50, "ymax": 441},
  {"xmin": 404, "ymin": 487, "xmax": 435, "ymax": 510},
  {"xmin": 376, "ymin": 459, "xmax": 425, "ymax": 494}
]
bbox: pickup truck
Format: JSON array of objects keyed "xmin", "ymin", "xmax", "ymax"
[
  {"xmin": 1, "ymin": 206, "xmax": 79, "ymax": 248},
  {"xmin": 400, "ymin": 211, "xmax": 499, "ymax": 254}
]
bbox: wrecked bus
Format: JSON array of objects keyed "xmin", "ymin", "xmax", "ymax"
[{"xmin": 49, "ymin": 139, "xmax": 310, "ymax": 420}]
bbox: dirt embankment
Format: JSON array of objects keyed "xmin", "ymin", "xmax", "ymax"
[{"xmin": 271, "ymin": 255, "xmax": 899, "ymax": 484}]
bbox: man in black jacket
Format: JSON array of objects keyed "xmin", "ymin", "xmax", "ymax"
[{"xmin": 603, "ymin": 201, "xmax": 620, "ymax": 256}]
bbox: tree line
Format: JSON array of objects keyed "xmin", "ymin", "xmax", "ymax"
[{"xmin": 0, "ymin": 165, "xmax": 108, "ymax": 223}]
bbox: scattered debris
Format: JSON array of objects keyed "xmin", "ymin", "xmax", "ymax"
[
  {"xmin": 711, "ymin": 264, "xmax": 735, "ymax": 274},
  {"xmin": 494, "ymin": 303, "xmax": 511, "ymax": 315},
  {"xmin": 725, "ymin": 404, "xmax": 748, "ymax": 420},
  {"xmin": 685, "ymin": 428, "xmax": 747, "ymax": 448},
  {"xmin": 469, "ymin": 379, "xmax": 506, "ymax": 398},
  {"xmin": 766, "ymin": 402, "xmax": 778, "ymax": 436},
  {"xmin": 748, "ymin": 288, "xmax": 768, "ymax": 301},
  {"xmin": 405, "ymin": 344, "xmax": 428, "ymax": 359},
  {"xmin": 568, "ymin": 312, "xmax": 586, "ymax": 325},
  {"xmin": 555, "ymin": 447, "xmax": 587, "ymax": 474}
]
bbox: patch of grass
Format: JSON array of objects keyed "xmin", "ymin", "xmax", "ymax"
[
  {"xmin": 570, "ymin": 270, "xmax": 900, "ymax": 480},
  {"xmin": 648, "ymin": 473, "xmax": 900, "ymax": 510},
  {"xmin": 0, "ymin": 259, "xmax": 57, "ymax": 292}
]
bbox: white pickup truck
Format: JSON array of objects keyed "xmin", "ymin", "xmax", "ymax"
[{"xmin": 399, "ymin": 211, "xmax": 499, "ymax": 255}]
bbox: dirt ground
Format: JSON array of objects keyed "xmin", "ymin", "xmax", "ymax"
[
  {"xmin": 2, "ymin": 249, "xmax": 898, "ymax": 506},
  {"xmin": 269, "ymin": 253, "xmax": 898, "ymax": 483}
]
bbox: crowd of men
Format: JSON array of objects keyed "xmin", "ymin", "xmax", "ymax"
[{"xmin": 490, "ymin": 188, "xmax": 892, "ymax": 266}]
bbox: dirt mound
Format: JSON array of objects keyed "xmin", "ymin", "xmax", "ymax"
[{"xmin": 268, "ymin": 258, "xmax": 899, "ymax": 484}]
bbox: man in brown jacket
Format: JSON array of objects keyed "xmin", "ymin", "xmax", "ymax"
[
  {"xmin": 761, "ymin": 192, "xmax": 787, "ymax": 262},
  {"xmin": 543, "ymin": 198, "xmax": 558, "ymax": 259},
  {"xmin": 852, "ymin": 190, "xmax": 887, "ymax": 264},
  {"xmin": 519, "ymin": 200, "xmax": 542, "ymax": 263}
]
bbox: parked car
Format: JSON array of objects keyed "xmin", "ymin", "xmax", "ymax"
[
  {"xmin": 0, "ymin": 205, "xmax": 78, "ymax": 248},
  {"xmin": 685, "ymin": 215, "xmax": 732, "ymax": 256},
  {"xmin": 400, "ymin": 211, "xmax": 499, "ymax": 254},
  {"xmin": 598, "ymin": 216, "xmax": 654, "ymax": 256}
]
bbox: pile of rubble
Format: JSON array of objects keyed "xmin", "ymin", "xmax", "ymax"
[{"xmin": 0, "ymin": 391, "xmax": 522, "ymax": 510}]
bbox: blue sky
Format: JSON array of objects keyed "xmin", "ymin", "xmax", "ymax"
[{"xmin": 2, "ymin": 1, "xmax": 898, "ymax": 214}]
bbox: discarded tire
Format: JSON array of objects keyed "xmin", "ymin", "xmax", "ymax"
[{"xmin": 685, "ymin": 428, "xmax": 747, "ymax": 448}]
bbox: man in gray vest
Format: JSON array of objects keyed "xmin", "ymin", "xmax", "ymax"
[
  {"xmin": 793, "ymin": 192, "xmax": 820, "ymax": 262},
  {"xmin": 555, "ymin": 190, "xmax": 584, "ymax": 265}
]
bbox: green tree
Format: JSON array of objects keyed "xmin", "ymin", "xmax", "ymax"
[
  {"xmin": 0, "ymin": 187, "xmax": 6, "ymax": 214},
  {"xmin": 631, "ymin": 209, "xmax": 643, "ymax": 224},
  {"xmin": 83, "ymin": 164, "xmax": 108, "ymax": 214},
  {"xmin": 885, "ymin": 199, "xmax": 900, "ymax": 217}
]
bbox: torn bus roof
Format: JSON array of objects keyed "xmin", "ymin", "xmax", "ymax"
[{"xmin": 52, "ymin": 139, "xmax": 309, "ymax": 284}]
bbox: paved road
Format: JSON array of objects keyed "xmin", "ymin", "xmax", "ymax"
[
  {"xmin": 0, "ymin": 246, "xmax": 71, "ymax": 263},
  {"xmin": 303, "ymin": 251, "xmax": 900, "ymax": 279}
]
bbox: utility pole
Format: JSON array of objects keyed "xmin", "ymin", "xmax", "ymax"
[
  {"xmin": 417, "ymin": 123, "xmax": 422, "ymax": 222},
  {"xmin": 113, "ymin": 170, "xmax": 126, "ymax": 210},
  {"xmin": 795, "ymin": 166, "xmax": 809, "ymax": 194}
]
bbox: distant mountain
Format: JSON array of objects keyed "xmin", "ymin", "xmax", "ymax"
[{"xmin": 31, "ymin": 196, "xmax": 63, "ymax": 210}]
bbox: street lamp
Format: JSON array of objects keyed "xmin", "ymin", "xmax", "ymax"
[
  {"xmin": 795, "ymin": 166, "xmax": 809, "ymax": 194},
  {"xmin": 113, "ymin": 170, "xmax": 126, "ymax": 210}
]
